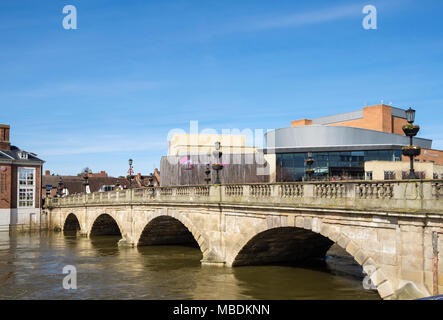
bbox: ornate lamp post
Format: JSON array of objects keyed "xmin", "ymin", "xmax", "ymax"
[
  {"xmin": 211, "ymin": 141, "xmax": 223, "ymax": 185},
  {"xmin": 127, "ymin": 158, "xmax": 135, "ymax": 188},
  {"xmin": 305, "ymin": 152, "xmax": 315, "ymax": 181},
  {"xmin": 204, "ymin": 164, "xmax": 211, "ymax": 184},
  {"xmin": 57, "ymin": 175, "xmax": 64, "ymax": 197},
  {"xmin": 402, "ymin": 108, "xmax": 421, "ymax": 179},
  {"xmin": 82, "ymin": 169, "xmax": 90, "ymax": 193}
]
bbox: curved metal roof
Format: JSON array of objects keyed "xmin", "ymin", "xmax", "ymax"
[{"xmin": 264, "ymin": 125, "xmax": 432, "ymax": 152}]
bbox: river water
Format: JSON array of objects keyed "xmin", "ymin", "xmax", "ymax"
[{"xmin": 0, "ymin": 232, "xmax": 379, "ymax": 300}]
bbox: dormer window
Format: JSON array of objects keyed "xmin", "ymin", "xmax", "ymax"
[{"xmin": 17, "ymin": 151, "xmax": 28, "ymax": 159}]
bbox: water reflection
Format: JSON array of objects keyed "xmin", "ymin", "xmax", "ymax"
[{"xmin": 0, "ymin": 232, "xmax": 379, "ymax": 300}]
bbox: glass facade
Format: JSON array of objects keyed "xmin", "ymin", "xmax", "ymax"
[{"xmin": 276, "ymin": 150, "xmax": 402, "ymax": 182}]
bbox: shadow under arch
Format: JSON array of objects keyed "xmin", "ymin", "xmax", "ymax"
[
  {"xmin": 137, "ymin": 216, "xmax": 200, "ymax": 249},
  {"xmin": 233, "ymin": 227, "xmax": 334, "ymax": 267},
  {"xmin": 63, "ymin": 213, "xmax": 81, "ymax": 233},
  {"xmin": 90, "ymin": 213, "xmax": 122, "ymax": 237},
  {"xmin": 231, "ymin": 225, "xmax": 391, "ymax": 299}
]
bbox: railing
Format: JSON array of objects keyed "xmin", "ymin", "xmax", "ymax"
[{"xmin": 44, "ymin": 180, "xmax": 443, "ymax": 213}]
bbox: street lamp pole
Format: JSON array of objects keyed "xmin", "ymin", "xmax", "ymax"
[
  {"xmin": 402, "ymin": 108, "xmax": 420, "ymax": 179},
  {"xmin": 82, "ymin": 169, "xmax": 90, "ymax": 193},
  {"xmin": 211, "ymin": 141, "xmax": 223, "ymax": 185},
  {"xmin": 57, "ymin": 175, "xmax": 64, "ymax": 197},
  {"xmin": 127, "ymin": 159, "xmax": 134, "ymax": 189},
  {"xmin": 204, "ymin": 164, "xmax": 211, "ymax": 184}
]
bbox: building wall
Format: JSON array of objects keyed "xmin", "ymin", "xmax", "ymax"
[
  {"xmin": 290, "ymin": 119, "xmax": 312, "ymax": 127},
  {"xmin": 402, "ymin": 148, "xmax": 443, "ymax": 165},
  {"xmin": 291, "ymin": 105, "xmax": 409, "ymax": 135},
  {"xmin": 168, "ymin": 134, "xmax": 256, "ymax": 156},
  {"xmin": 160, "ymin": 154, "xmax": 269, "ymax": 186},
  {"xmin": 0, "ymin": 164, "xmax": 12, "ymax": 209},
  {"xmin": 0, "ymin": 164, "xmax": 42, "ymax": 232},
  {"xmin": 365, "ymin": 161, "xmax": 443, "ymax": 180}
]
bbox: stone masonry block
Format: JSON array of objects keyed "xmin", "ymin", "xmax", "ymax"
[
  {"xmin": 401, "ymin": 270, "xmax": 424, "ymax": 284},
  {"xmin": 337, "ymin": 235, "xmax": 350, "ymax": 249},
  {"xmin": 381, "ymin": 253, "xmax": 397, "ymax": 266},
  {"xmin": 371, "ymin": 268, "xmax": 388, "ymax": 287},
  {"xmin": 295, "ymin": 217, "xmax": 304, "ymax": 228},
  {"xmin": 303, "ymin": 217, "xmax": 312, "ymax": 230},
  {"xmin": 354, "ymin": 249, "xmax": 368, "ymax": 265},
  {"xmin": 345, "ymin": 241, "xmax": 360, "ymax": 257},
  {"xmin": 378, "ymin": 281, "xmax": 395, "ymax": 299},
  {"xmin": 319, "ymin": 224, "xmax": 330, "ymax": 238}
]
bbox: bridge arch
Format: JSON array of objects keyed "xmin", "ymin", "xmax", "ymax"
[
  {"xmin": 88, "ymin": 213, "xmax": 125, "ymax": 238},
  {"xmin": 228, "ymin": 217, "xmax": 394, "ymax": 299},
  {"xmin": 63, "ymin": 213, "xmax": 81, "ymax": 232},
  {"xmin": 134, "ymin": 212, "xmax": 208, "ymax": 256}
]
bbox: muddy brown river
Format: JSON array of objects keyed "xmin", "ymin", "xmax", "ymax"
[{"xmin": 0, "ymin": 232, "xmax": 379, "ymax": 300}]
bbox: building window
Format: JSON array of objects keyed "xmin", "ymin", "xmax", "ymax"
[
  {"xmin": 18, "ymin": 167, "xmax": 35, "ymax": 207},
  {"xmin": 384, "ymin": 171, "xmax": 396, "ymax": 180},
  {"xmin": 366, "ymin": 171, "xmax": 373, "ymax": 180},
  {"xmin": 17, "ymin": 151, "xmax": 28, "ymax": 160}
]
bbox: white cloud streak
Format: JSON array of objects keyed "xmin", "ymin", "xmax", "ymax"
[
  {"xmin": 7, "ymin": 80, "xmax": 162, "ymax": 98},
  {"xmin": 239, "ymin": 4, "xmax": 363, "ymax": 32}
]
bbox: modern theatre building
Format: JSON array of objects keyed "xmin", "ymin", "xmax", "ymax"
[{"xmin": 265, "ymin": 104, "xmax": 443, "ymax": 181}]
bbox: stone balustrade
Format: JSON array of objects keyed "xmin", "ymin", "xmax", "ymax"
[{"xmin": 45, "ymin": 180, "xmax": 443, "ymax": 214}]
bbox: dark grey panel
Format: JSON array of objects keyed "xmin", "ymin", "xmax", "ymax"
[
  {"xmin": 311, "ymin": 110, "xmax": 363, "ymax": 125},
  {"xmin": 391, "ymin": 107, "xmax": 407, "ymax": 119}
]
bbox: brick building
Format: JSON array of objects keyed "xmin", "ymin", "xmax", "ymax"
[
  {"xmin": 0, "ymin": 124, "xmax": 44, "ymax": 232},
  {"xmin": 290, "ymin": 104, "xmax": 443, "ymax": 165},
  {"xmin": 265, "ymin": 104, "xmax": 443, "ymax": 181}
]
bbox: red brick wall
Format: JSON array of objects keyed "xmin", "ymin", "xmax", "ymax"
[
  {"xmin": 0, "ymin": 165, "xmax": 12, "ymax": 209},
  {"xmin": 290, "ymin": 105, "xmax": 409, "ymax": 135}
]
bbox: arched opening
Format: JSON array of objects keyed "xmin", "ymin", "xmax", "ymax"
[
  {"xmin": 90, "ymin": 214, "xmax": 121, "ymax": 237},
  {"xmin": 63, "ymin": 213, "xmax": 81, "ymax": 233},
  {"xmin": 138, "ymin": 216, "xmax": 199, "ymax": 248},
  {"xmin": 232, "ymin": 227, "xmax": 380, "ymax": 299},
  {"xmin": 233, "ymin": 227, "xmax": 334, "ymax": 266}
]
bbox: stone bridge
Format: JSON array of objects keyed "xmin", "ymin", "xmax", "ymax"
[{"xmin": 44, "ymin": 180, "xmax": 443, "ymax": 300}]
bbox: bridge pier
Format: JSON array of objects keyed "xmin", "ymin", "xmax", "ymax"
[
  {"xmin": 78, "ymin": 230, "xmax": 88, "ymax": 237},
  {"xmin": 118, "ymin": 236, "xmax": 136, "ymax": 248},
  {"xmin": 201, "ymin": 249, "xmax": 226, "ymax": 266}
]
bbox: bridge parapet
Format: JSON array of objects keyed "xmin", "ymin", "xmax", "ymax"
[{"xmin": 45, "ymin": 180, "xmax": 443, "ymax": 214}]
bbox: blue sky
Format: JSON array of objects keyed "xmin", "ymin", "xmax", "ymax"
[{"xmin": 1, "ymin": 0, "xmax": 443, "ymax": 176}]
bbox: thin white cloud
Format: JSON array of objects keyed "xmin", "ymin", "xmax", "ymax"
[
  {"xmin": 8, "ymin": 80, "xmax": 162, "ymax": 98},
  {"xmin": 35, "ymin": 134, "xmax": 167, "ymax": 156},
  {"xmin": 239, "ymin": 4, "xmax": 363, "ymax": 32}
]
